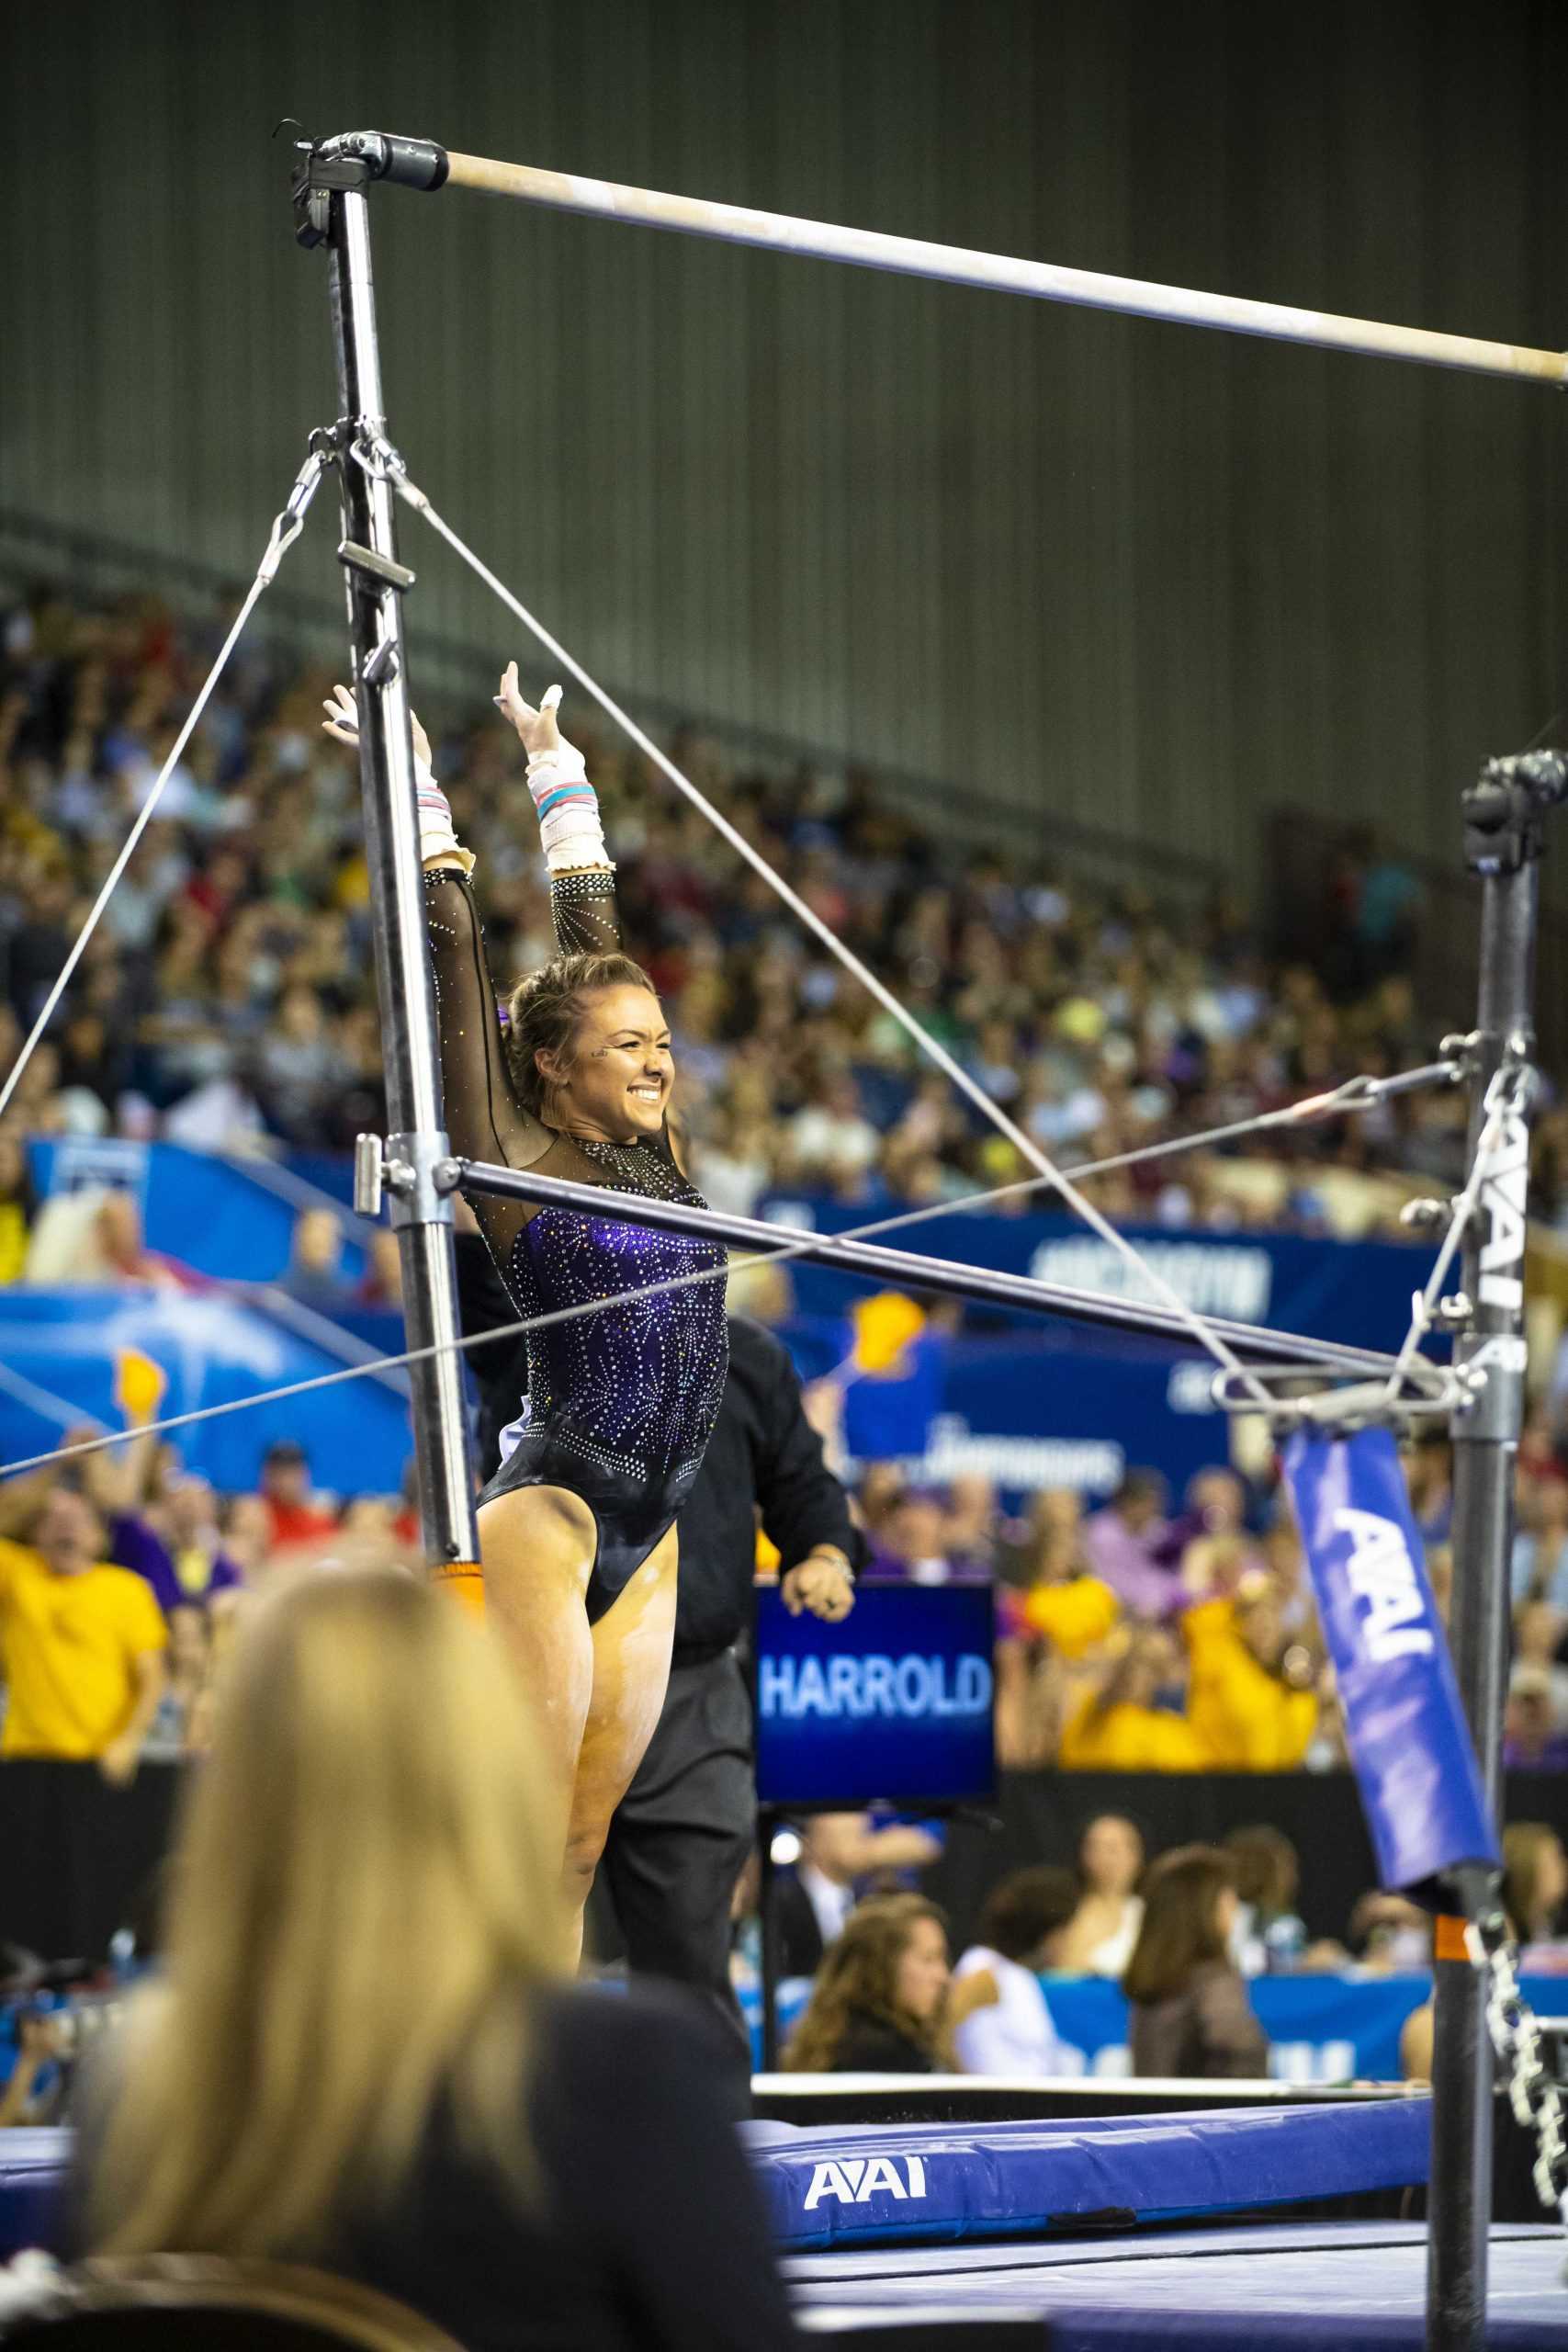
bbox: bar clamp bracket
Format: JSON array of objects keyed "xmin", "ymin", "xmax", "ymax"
[
  {"xmin": 290, "ymin": 128, "xmax": 449, "ymax": 249},
  {"xmin": 1462, "ymin": 750, "xmax": 1568, "ymax": 877},
  {"xmin": 353, "ymin": 1130, "xmax": 462, "ymax": 1229}
]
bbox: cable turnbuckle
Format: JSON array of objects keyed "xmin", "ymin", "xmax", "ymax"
[
  {"xmin": 260, "ymin": 443, "xmax": 333, "ymax": 582},
  {"xmin": 351, "ymin": 429, "xmax": 410, "ymax": 485}
]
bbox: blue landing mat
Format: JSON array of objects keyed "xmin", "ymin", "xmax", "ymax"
[
  {"xmin": 6, "ymin": 2107, "xmax": 1431, "ymax": 2263},
  {"xmin": 784, "ymin": 2222, "xmax": 1567, "ymax": 2349},
  {"xmin": 743, "ymin": 2098, "xmax": 1430, "ymax": 2249}
]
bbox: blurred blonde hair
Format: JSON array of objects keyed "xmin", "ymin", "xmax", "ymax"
[{"xmin": 91, "ymin": 1568, "xmax": 565, "ymax": 2256}]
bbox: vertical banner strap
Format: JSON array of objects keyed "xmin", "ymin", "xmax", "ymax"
[{"xmin": 1281, "ymin": 1426, "xmax": 1499, "ymax": 1903}]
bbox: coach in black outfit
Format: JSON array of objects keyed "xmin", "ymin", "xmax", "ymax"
[{"xmin": 455, "ymin": 1230, "xmax": 860, "ymax": 2068}]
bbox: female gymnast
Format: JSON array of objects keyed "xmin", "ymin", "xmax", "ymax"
[{"xmin": 323, "ymin": 669, "xmax": 728, "ymax": 1941}]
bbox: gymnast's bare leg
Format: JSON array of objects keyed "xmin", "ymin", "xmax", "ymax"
[{"xmin": 479, "ymin": 1484, "xmax": 678, "ymax": 1957}]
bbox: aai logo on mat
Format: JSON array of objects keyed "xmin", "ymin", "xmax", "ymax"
[{"xmin": 803, "ymin": 2156, "xmax": 929, "ymax": 2211}]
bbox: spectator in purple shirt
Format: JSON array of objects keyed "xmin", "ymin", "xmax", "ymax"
[
  {"xmin": 866, "ymin": 1487, "xmax": 988, "ymax": 1586},
  {"xmin": 1503, "ymin": 1671, "xmax": 1568, "ymax": 1771},
  {"xmin": 28, "ymin": 1419, "xmax": 182, "ymax": 1620},
  {"xmin": 62, "ymin": 1416, "xmax": 242, "ymax": 1623},
  {"xmin": 1082, "ymin": 1469, "xmax": 1183, "ymax": 1621},
  {"xmin": 107, "ymin": 1492, "xmax": 240, "ymax": 1622},
  {"xmin": 154, "ymin": 1473, "xmax": 245, "ymax": 1614},
  {"xmin": 105, "ymin": 1504, "xmax": 186, "ymax": 1620},
  {"xmin": 1151, "ymin": 1467, "xmax": 1256, "ymax": 1569},
  {"xmin": 104, "ymin": 1473, "xmax": 242, "ymax": 1757}
]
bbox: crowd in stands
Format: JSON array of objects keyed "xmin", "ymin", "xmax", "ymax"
[
  {"xmin": 7, "ymin": 582, "xmax": 1568, "ymax": 1782},
  {"xmin": 3, "ymin": 1356, "xmax": 1568, "ymax": 1784},
  {"xmin": 0, "ymin": 1389, "xmax": 424, "ymax": 1781},
  {"xmin": 0, "ymin": 1389, "xmax": 1564, "ymax": 2131},
  {"xmin": 858, "ymin": 1431, "xmax": 1568, "ymax": 1781},
  {"xmin": 766, "ymin": 1808, "xmax": 1568, "ymax": 2084},
  {"xmin": 0, "ymin": 571, "xmax": 1506, "ymax": 1239}
]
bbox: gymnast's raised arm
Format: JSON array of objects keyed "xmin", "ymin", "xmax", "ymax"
[
  {"xmin": 320, "ymin": 682, "xmax": 540, "ymax": 1204},
  {"xmin": 491, "ymin": 661, "xmax": 624, "ymax": 960}
]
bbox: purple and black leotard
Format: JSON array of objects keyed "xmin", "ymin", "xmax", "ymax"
[{"xmin": 424, "ymin": 864, "xmax": 728, "ymax": 1620}]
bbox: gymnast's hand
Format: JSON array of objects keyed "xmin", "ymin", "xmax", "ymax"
[
  {"xmin": 496, "ymin": 667, "xmax": 609, "ymax": 873},
  {"xmin": 493, "ymin": 661, "xmax": 578, "ymax": 761},
  {"xmin": 321, "ymin": 681, "xmax": 434, "ymax": 775},
  {"xmin": 780, "ymin": 1549, "xmax": 856, "ymax": 1623},
  {"xmin": 322, "ymin": 684, "xmax": 471, "ymax": 874}
]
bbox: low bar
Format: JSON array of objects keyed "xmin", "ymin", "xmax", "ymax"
[
  {"xmin": 446, "ymin": 1156, "xmax": 1409, "ymax": 1376},
  {"xmin": 433, "ymin": 150, "xmax": 1567, "ymax": 388}
]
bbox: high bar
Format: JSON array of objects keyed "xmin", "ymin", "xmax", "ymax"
[
  {"xmin": 445, "ymin": 1154, "xmax": 1412, "ymax": 1378},
  {"xmin": 331, "ymin": 132, "xmax": 1567, "ymax": 386}
]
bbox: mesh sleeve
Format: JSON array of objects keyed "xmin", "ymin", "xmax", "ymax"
[
  {"xmin": 548, "ymin": 867, "xmax": 623, "ymax": 957},
  {"xmin": 423, "ymin": 868, "xmax": 540, "ymax": 1251}
]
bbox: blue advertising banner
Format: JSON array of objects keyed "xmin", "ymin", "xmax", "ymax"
[
  {"xmin": 1282, "ymin": 1428, "xmax": 1499, "ymax": 1902},
  {"xmin": 0, "ymin": 1291, "xmax": 411, "ymax": 1495},
  {"xmin": 774, "ymin": 1309, "xmax": 1235, "ymax": 1504},
  {"xmin": 27, "ymin": 1140, "xmax": 370, "ymax": 1286},
  {"xmin": 842, "ymin": 1334, "xmax": 1229, "ymax": 1503},
  {"xmin": 741, "ymin": 1971, "xmax": 1564, "ymax": 2082},
  {"xmin": 1032, "ymin": 1972, "xmax": 1563, "ymax": 2085},
  {"xmin": 755, "ymin": 1582, "xmax": 996, "ymax": 1809},
  {"xmin": 761, "ymin": 1193, "xmax": 1436, "ymax": 1355}
]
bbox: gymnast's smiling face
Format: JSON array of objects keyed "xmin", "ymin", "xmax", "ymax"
[{"xmin": 540, "ymin": 984, "xmax": 673, "ymax": 1144}]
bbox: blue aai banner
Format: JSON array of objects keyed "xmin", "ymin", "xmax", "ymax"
[{"xmin": 1283, "ymin": 1426, "xmax": 1499, "ymax": 1903}]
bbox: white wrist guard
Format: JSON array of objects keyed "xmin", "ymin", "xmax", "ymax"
[
  {"xmin": 526, "ymin": 743, "xmax": 610, "ymax": 874},
  {"xmin": 417, "ymin": 773, "xmax": 474, "ymax": 877}
]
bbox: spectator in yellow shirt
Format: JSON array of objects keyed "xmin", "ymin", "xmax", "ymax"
[
  {"xmin": 0, "ymin": 1132, "xmax": 35, "ymax": 1284},
  {"xmin": 1022, "ymin": 1570, "xmax": 1121, "ymax": 1661},
  {"xmin": 995, "ymin": 1491, "xmax": 1123, "ymax": 1766},
  {"xmin": 1058, "ymin": 1627, "xmax": 1207, "ymax": 1771},
  {"xmin": 1183, "ymin": 1582, "xmax": 1318, "ymax": 1771},
  {"xmin": 0, "ymin": 1487, "xmax": 168, "ymax": 1781}
]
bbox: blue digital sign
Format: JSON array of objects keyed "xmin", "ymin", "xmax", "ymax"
[{"xmin": 754, "ymin": 1580, "xmax": 997, "ymax": 1809}]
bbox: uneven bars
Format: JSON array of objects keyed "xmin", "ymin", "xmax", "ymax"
[
  {"xmin": 430, "ymin": 151, "xmax": 1566, "ymax": 387},
  {"xmin": 446, "ymin": 1154, "xmax": 1413, "ymax": 1378}
]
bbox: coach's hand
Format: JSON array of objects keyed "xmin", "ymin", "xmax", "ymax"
[
  {"xmin": 98, "ymin": 1733, "xmax": 141, "ymax": 1788},
  {"xmin": 780, "ymin": 1548, "xmax": 855, "ymax": 1623}
]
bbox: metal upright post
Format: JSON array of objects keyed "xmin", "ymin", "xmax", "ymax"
[
  {"xmin": 320, "ymin": 182, "xmax": 480, "ymax": 1575},
  {"xmin": 1427, "ymin": 756, "xmax": 1562, "ymax": 2349}
]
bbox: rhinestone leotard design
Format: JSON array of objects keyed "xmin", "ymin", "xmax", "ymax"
[{"xmin": 424, "ymin": 863, "xmax": 728, "ymax": 1620}]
